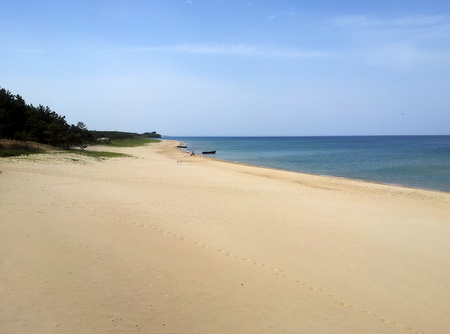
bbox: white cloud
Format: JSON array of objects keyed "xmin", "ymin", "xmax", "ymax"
[
  {"xmin": 363, "ymin": 43, "xmax": 424, "ymax": 71},
  {"xmin": 363, "ymin": 43, "xmax": 450, "ymax": 71},
  {"xmin": 127, "ymin": 44, "xmax": 332, "ymax": 59},
  {"xmin": 391, "ymin": 15, "xmax": 448, "ymax": 27},
  {"xmin": 334, "ymin": 14, "xmax": 450, "ymax": 38},
  {"xmin": 334, "ymin": 15, "xmax": 379, "ymax": 28},
  {"xmin": 6, "ymin": 48, "xmax": 47, "ymax": 54},
  {"xmin": 334, "ymin": 14, "xmax": 449, "ymax": 28},
  {"xmin": 333, "ymin": 14, "xmax": 450, "ymax": 70}
]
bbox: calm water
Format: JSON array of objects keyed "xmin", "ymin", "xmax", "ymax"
[{"xmin": 169, "ymin": 136, "xmax": 450, "ymax": 193}]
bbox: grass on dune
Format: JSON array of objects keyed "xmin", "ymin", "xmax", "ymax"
[
  {"xmin": 62, "ymin": 150, "xmax": 132, "ymax": 159},
  {"xmin": 108, "ymin": 138, "xmax": 161, "ymax": 147},
  {"xmin": 1, "ymin": 148, "xmax": 131, "ymax": 159},
  {"xmin": 0, "ymin": 148, "xmax": 44, "ymax": 157},
  {"xmin": 1, "ymin": 138, "xmax": 161, "ymax": 158}
]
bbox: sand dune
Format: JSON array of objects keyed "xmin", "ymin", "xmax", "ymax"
[{"xmin": 1, "ymin": 140, "xmax": 449, "ymax": 333}]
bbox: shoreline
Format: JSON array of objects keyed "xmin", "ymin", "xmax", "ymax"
[
  {"xmin": 177, "ymin": 144, "xmax": 450, "ymax": 197},
  {"xmin": 1, "ymin": 139, "xmax": 449, "ymax": 333},
  {"xmin": 221, "ymin": 158, "xmax": 450, "ymax": 195},
  {"xmin": 175, "ymin": 136, "xmax": 450, "ymax": 194}
]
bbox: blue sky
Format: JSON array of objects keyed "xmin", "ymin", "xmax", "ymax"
[{"xmin": 1, "ymin": 0, "xmax": 450, "ymax": 136}]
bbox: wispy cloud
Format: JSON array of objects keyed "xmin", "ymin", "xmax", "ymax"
[
  {"xmin": 363, "ymin": 43, "xmax": 426, "ymax": 71},
  {"xmin": 333, "ymin": 14, "xmax": 450, "ymax": 70},
  {"xmin": 362, "ymin": 43, "xmax": 450, "ymax": 71},
  {"xmin": 335, "ymin": 14, "xmax": 448, "ymax": 28},
  {"xmin": 6, "ymin": 48, "xmax": 47, "ymax": 54},
  {"xmin": 334, "ymin": 14, "xmax": 450, "ymax": 37},
  {"xmin": 127, "ymin": 43, "xmax": 332, "ymax": 59}
]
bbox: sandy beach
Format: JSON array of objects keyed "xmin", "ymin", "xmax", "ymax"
[{"xmin": 1, "ymin": 140, "xmax": 449, "ymax": 334}]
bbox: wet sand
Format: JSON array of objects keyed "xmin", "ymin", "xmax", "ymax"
[{"xmin": 1, "ymin": 140, "xmax": 449, "ymax": 333}]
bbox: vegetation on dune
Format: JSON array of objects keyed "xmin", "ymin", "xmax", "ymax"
[
  {"xmin": 0, "ymin": 139, "xmax": 133, "ymax": 159},
  {"xmin": 89, "ymin": 130, "xmax": 161, "ymax": 141},
  {"xmin": 59, "ymin": 150, "xmax": 132, "ymax": 159},
  {"xmin": 0, "ymin": 87, "xmax": 94, "ymax": 150},
  {"xmin": 108, "ymin": 138, "xmax": 161, "ymax": 147},
  {"xmin": 0, "ymin": 147, "xmax": 44, "ymax": 157},
  {"xmin": 0, "ymin": 139, "xmax": 52, "ymax": 157},
  {"xmin": 0, "ymin": 86, "xmax": 161, "ymax": 157}
]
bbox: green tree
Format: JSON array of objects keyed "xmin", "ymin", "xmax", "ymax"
[{"xmin": 0, "ymin": 89, "xmax": 27, "ymax": 139}]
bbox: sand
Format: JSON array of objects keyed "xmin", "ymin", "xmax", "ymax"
[{"xmin": 1, "ymin": 140, "xmax": 449, "ymax": 334}]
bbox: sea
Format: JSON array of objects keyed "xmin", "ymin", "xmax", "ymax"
[{"xmin": 168, "ymin": 136, "xmax": 450, "ymax": 193}]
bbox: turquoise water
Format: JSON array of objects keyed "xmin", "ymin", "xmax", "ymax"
[{"xmin": 169, "ymin": 136, "xmax": 450, "ymax": 193}]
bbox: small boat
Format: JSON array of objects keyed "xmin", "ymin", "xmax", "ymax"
[
  {"xmin": 177, "ymin": 145, "xmax": 187, "ymax": 148},
  {"xmin": 202, "ymin": 150, "xmax": 216, "ymax": 154}
]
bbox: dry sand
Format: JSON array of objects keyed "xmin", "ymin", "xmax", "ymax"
[{"xmin": 1, "ymin": 140, "xmax": 449, "ymax": 334}]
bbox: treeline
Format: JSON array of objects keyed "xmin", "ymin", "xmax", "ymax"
[
  {"xmin": 90, "ymin": 130, "xmax": 161, "ymax": 141},
  {"xmin": 0, "ymin": 87, "xmax": 160, "ymax": 149},
  {"xmin": 0, "ymin": 87, "xmax": 92, "ymax": 149}
]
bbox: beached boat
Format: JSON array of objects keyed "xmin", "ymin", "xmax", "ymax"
[
  {"xmin": 177, "ymin": 145, "xmax": 187, "ymax": 148},
  {"xmin": 202, "ymin": 150, "xmax": 216, "ymax": 154}
]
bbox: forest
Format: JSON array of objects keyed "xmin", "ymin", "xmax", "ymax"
[{"xmin": 0, "ymin": 87, "xmax": 160, "ymax": 149}]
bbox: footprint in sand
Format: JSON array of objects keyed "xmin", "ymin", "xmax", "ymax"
[
  {"xmin": 67, "ymin": 216, "xmax": 428, "ymax": 334},
  {"xmin": 270, "ymin": 268, "xmax": 286, "ymax": 276},
  {"xmin": 340, "ymin": 302, "xmax": 353, "ymax": 308},
  {"xmin": 361, "ymin": 309, "xmax": 376, "ymax": 316}
]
